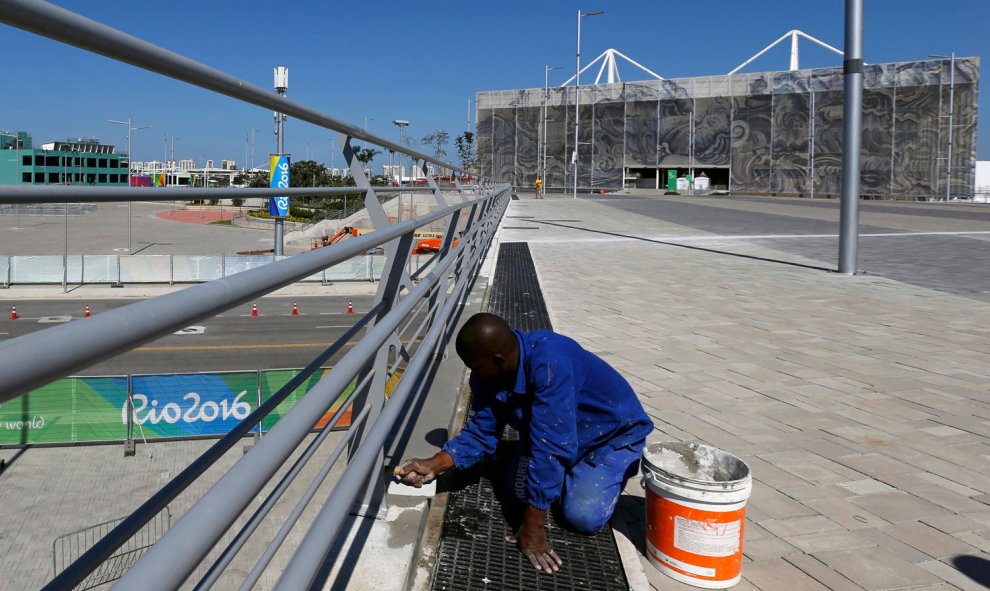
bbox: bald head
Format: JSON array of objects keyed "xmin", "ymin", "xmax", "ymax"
[{"xmin": 455, "ymin": 313, "xmax": 517, "ymax": 364}]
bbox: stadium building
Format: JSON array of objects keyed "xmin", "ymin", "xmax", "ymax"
[
  {"xmin": 0, "ymin": 131, "xmax": 129, "ymax": 186},
  {"xmin": 475, "ymin": 43, "xmax": 979, "ymax": 200}
]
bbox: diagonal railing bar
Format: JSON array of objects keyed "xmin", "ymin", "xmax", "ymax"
[
  {"xmin": 272, "ymin": 202, "xmax": 499, "ymax": 589},
  {"xmin": 0, "ymin": 0, "xmax": 457, "ymax": 172},
  {"xmin": 40, "ymin": 301, "xmax": 384, "ymax": 591},
  {"xmin": 110, "ymin": 191, "xmax": 507, "ymax": 590}
]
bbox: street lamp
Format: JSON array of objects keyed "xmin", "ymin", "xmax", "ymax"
[
  {"xmin": 108, "ymin": 117, "xmax": 150, "ymax": 253},
  {"xmin": 574, "ymin": 9, "xmax": 604, "ymax": 199},
  {"xmin": 930, "ymin": 52, "xmax": 956, "ymax": 203},
  {"xmin": 392, "ymin": 120, "xmax": 410, "ymax": 222},
  {"xmin": 543, "ymin": 65, "xmax": 563, "ymax": 191}
]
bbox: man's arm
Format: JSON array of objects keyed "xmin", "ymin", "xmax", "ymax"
[{"xmin": 396, "ymin": 395, "xmax": 502, "ymax": 485}]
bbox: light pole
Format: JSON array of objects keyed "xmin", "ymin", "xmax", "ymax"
[
  {"xmin": 109, "ymin": 118, "xmax": 150, "ymax": 253},
  {"xmin": 274, "ymin": 65, "xmax": 288, "ymax": 256},
  {"xmin": 574, "ymin": 9, "xmax": 604, "ymax": 199},
  {"xmin": 838, "ymin": 0, "xmax": 863, "ymax": 274},
  {"xmin": 931, "ymin": 52, "xmax": 955, "ymax": 203},
  {"xmin": 393, "ymin": 120, "xmax": 410, "ymax": 221},
  {"xmin": 250, "ymin": 129, "xmax": 260, "ymax": 170},
  {"xmin": 543, "ymin": 65, "xmax": 562, "ymax": 190}
]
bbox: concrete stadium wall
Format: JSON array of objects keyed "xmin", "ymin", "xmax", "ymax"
[{"xmin": 476, "ymin": 57, "xmax": 980, "ymax": 199}]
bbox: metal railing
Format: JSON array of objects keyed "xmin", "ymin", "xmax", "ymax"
[{"xmin": 0, "ymin": 2, "xmax": 510, "ymax": 589}]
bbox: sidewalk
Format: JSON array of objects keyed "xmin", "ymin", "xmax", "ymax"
[{"xmin": 498, "ymin": 192, "xmax": 990, "ymax": 590}]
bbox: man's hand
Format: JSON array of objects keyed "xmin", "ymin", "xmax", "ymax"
[
  {"xmin": 505, "ymin": 505, "xmax": 562, "ymax": 574},
  {"xmin": 395, "ymin": 451, "xmax": 454, "ymax": 487}
]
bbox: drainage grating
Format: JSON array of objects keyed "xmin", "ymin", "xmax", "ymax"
[{"xmin": 432, "ymin": 242, "xmax": 629, "ymax": 591}]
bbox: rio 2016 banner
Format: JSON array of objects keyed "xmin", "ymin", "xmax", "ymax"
[
  {"xmin": 268, "ymin": 154, "xmax": 290, "ymax": 217},
  {"xmin": 0, "ymin": 369, "xmax": 355, "ymax": 446}
]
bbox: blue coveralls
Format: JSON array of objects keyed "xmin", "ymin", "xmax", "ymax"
[{"xmin": 442, "ymin": 330, "xmax": 654, "ymax": 534}]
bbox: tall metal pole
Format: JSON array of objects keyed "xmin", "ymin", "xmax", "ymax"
[
  {"xmin": 127, "ymin": 120, "xmax": 132, "ymax": 253},
  {"xmin": 573, "ymin": 10, "xmax": 603, "ymax": 199},
  {"xmin": 945, "ymin": 52, "xmax": 955, "ymax": 203},
  {"xmin": 573, "ymin": 10, "xmax": 581, "ymax": 199},
  {"xmin": 274, "ymin": 66, "xmax": 288, "ymax": 257},
  {"xmin": 838, "ymin": 0, "xmax": 863, "ymax": 274}
]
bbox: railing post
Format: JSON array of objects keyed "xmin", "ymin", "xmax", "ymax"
[
  {"xmin": 342, "ymin": 135, "xmax": 414, "ymax": 518},
  {"xmin": 124, "ymin": 374, "xmax": 135, "ymax": 457},
  {"xmin": 169, "ymin": 254, "xmax": 174, "ymax": 285},
  {"xmin": 255, "ymin": 369, "xmax": 263, "ymax": 442}
]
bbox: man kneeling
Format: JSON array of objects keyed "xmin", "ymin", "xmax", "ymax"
[{"xmin": 396, "ymin": 313, "xmax": 654, "ymax": 574}]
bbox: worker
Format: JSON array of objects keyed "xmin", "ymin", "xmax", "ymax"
[
  {"xmin": 534, "ymin": 177, "xmax": 543, "ymax": 198},
  {"xmin": 396, "ymin": 313, "xmax": 653, "ymax": 575}
]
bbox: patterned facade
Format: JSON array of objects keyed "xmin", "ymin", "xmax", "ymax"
[{"xmin": 476, "ymin": 58, "xmax": 979, "ymax": 199}]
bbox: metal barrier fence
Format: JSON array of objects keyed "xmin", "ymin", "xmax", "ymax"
[
  {"xmin": 0, "ymin": 1, "xmax": 511, "ymax": 589},
  {"xmin": 0, "ymin": 368, "xmax": 359, "ymax": 447},
  {"xmin": 52, "ymin": 507, "xmax": 173, "ymax": 591},
  {"xmin": 0, "ymin": 253, "xmax": 390, "ymax": 286}
]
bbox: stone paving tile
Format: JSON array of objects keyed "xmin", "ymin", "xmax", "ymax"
[
  {"xmin": 917, "ymin": 557, "xmax": 990, "ymax": 591},
  {"xmin": 742, "ymin": 557, "xmax": 832, "ymax": 590},
  {"xmin": 879, "ymin": 522, "xmax": 978, "ymax": 559},
  {"xmin": 847, "ymin": 492, "xmax": 953, "ymax": 523},
  {"xmin": 812, "ymin": 547, "xmax": 942, "ymax": 590},
  {"xmin": 782, "ymin": 554, "xmax": 868, "ymax": 591}
]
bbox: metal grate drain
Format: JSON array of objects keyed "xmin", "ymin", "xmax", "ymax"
[{"xmin": 432, "ymin": 242, "xmax": 629, "ymax": 591}]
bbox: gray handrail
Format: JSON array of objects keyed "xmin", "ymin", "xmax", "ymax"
[
  {"xmin": 111, "ymin": 191, "xmax": 507, "ymax": 589},
  {"xmin": 0, "ymin": 0, "xmax": 459, "ymax": 172}
]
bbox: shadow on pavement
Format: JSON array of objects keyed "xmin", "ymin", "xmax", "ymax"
[
  {"xmin": 951, "ymin": 555, "xmax": 990, "ymax": 587},
  {"xmin": 532, "ymin": 220, "xmax": 835, "ymax": 273}
]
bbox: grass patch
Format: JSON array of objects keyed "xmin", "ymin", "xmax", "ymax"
[{"xmin": 209, "ymin": 220, "xmax": 233, "ymax": 226}]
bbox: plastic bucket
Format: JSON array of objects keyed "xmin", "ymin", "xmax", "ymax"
[{"xmin": 642, "ymin": 441, "xmax": 752, "ymax": 589}]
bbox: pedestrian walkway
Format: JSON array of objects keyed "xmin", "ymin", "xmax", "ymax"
[{"xmin": 497, "ymin": 193, "xmax": 990, "ymax": 590}]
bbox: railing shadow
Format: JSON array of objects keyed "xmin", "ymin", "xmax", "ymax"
[
  {"xmin": 533, "ymin": 219, "xmax": 835, "ymax": 273},
  {"xmin": 951, "ymin": 555, "xmax": 990, "ymax": 587}
]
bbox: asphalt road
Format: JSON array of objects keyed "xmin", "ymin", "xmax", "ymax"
[{"xmin": 0, "ymin": 295, "xmax": 379, "ymax": 375}]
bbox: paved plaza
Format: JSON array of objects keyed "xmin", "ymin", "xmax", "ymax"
[
  {"xmin": 2, "ymin": 192, "xmax": 990, "ymax": 590},
  {"xmin": 502, "ymin": 193, "xmax": 990, "ymax": 590}
]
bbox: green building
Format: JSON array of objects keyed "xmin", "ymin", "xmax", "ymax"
[{"xmin": 0, "ymin": 131, "xmax": 129, "ymax": 186}]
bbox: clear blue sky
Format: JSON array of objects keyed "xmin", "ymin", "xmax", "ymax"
[{"xmin": 1, "ymin": 0, "xmax": 987, "ymax": 168}]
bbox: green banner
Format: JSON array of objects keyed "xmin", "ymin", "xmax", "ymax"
[{"xmin": 0, "ymin": 368, "xmax": 359, "ymax": 447}]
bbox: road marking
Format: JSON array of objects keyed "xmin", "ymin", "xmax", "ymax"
[
  {"xmin": 38, "ymin": 315, "xmax": 73, "ymax": 323},
  {"xmin": 136, "ymin": 342, "xmax": 356, "ymax": 352},
  {"xmin": 316, "ymin": 325, "xmax": 353, "ymax": 329},
  {"xmin": 174, "ymin": 326, "xmax": 206, "ymax": 335},
  {"xmin": 319, "ymin": 312, "xmax": 349, "ymax": 316}
]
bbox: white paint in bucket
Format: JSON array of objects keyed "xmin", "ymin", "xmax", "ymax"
[{"xmin": 641, "ymin": 441, "xmax": 752, "ymax": 589}]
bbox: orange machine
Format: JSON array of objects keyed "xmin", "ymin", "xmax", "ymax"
[
  {"xmin": 312, "ymin": 226, "xmax": 358, "ymax": 250},
  {"xmin": 413, "ymin": 235, "xmax": 459, "ymax": 254}
]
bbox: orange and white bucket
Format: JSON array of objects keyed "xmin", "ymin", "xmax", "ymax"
[{"xmin": 642, "ymin": 442, "xmax": 752, "ymax": 589}]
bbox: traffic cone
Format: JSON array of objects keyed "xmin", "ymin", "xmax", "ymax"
[
  {"xmin": 291, "ymin": 302, "xmax": 299, "ymax": 316},
  {"xmin": 10, "ymin": 306, "xmax": 17, "ymax": 320},
  {"xmin": 347, "ymin": 300, "xmax": 354, "ymax": 314},
  {"xmin": 251, "ymin": 303, "xmax": 258, "ymax": 317},
  {"xmin": 84, "ymin": 305, "xmax": 91, "ymax": 318}
]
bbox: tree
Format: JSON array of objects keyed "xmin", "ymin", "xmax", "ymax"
[
  {"xmin": 351, "ymin": 146, "xmax": 381, "ymax": 168},
  {"xmin": 420, "ymin": 130, "xmax": 450, "ymax": 162},
  {"xmin": 455, "ymin": 131, "xmax": 476, "ymax": 174},
  {"xmin": 232, "ymin": 170, "xmax": 268, "ymax": 188}
]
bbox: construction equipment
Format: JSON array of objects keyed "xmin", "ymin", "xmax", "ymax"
[
  {"xmin": 312, "ymin": 226, "xmax": 358, "ymax": 250},
  {"xmin": 413, "ymin": 235, "xmax": 459, "ymax": 254}
]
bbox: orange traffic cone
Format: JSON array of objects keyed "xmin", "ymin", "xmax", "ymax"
[
  {"xmin": 84, "ymin": 305, "xmax": 91, "ymax": 318},
  {"xmin": 347, "ymin": 300, "xmax": 354, "ymax": 314},
  {"xmin": 291, "ymin": 302, "xmax": 299, "ymax": 316},
  {"xmin": 251, "ymin": 303, "xmax": 258, "ymax": 317},
  {"xmin": 10, "ymin": 306, "xmax": 17, "ymax": 320}
]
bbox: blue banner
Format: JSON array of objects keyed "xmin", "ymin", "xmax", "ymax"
[{"xmin": 268, "ymin": 154, "xmax": 291, "ymax": 217}]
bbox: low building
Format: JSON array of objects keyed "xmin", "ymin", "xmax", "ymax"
[{"xmin": 0, "ymin": 132, "xmax": 129, "ymax": 186}]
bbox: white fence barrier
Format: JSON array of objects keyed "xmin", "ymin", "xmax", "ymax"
[{"xmin": 0, "ymin": 254, "xmax": 390, "ymax": 286}]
